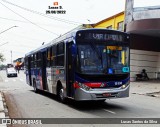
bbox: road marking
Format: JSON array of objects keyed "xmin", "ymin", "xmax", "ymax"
[{"xmin": 103, "ymin": 109, "xmax": 116, "ymax": 114}]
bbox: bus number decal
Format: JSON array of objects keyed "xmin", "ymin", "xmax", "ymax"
[{"xmin": 115, "ymin": 82, "xmax": 122, "ymax": 85}]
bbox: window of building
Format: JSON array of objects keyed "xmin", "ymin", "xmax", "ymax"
[
  {"xmin": 117, "ymin": 21, "xmax": 123, "ymax": 31},
  {"xmin": 106, "ymin": 25, "xmax": 112, "ymax": 30}
]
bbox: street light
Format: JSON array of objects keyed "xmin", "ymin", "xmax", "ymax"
[{"xmin": 0, "ymin": 26, "xmax": 18, "ymax": 35}]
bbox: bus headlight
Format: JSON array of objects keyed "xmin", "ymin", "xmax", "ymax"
[
  {"xmin": 121, "ymin": 80, "xmax": 130, "ymax": 89},
  {"xmin": 121, "ymin": 85, "xmax": 126, "ymax": 89},
  {"xmin": 78, "ymin": 83, "xmax": 91, "ymax": 91}
]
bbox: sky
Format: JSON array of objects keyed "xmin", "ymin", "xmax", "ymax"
[
  {"xmin": 0, "ymin": 0, "xmax": 126, "ymax": 64},
  {"xmin": 134, "ymin": 0, "xmax": 160, "ymax": 7}
]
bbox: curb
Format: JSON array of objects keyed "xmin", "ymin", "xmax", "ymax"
[{"xmin": 0, "ymin": 92, "xmax": 8, "ymax": 127}]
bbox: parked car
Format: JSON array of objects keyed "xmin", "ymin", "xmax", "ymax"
[{"xmin": 6, "ymin": 67, "xmax": 18, "ymax": 77}]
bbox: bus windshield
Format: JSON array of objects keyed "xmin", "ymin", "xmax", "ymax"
[{"xmin": 76, "ymin": 41, "xmax": 129, "ymax": 75}]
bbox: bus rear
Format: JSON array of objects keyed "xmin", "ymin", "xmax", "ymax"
[{"xmin": 71, "ymin": 29, "xmax": 130, "ymax": 101}]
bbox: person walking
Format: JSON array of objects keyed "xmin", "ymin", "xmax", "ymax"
[{"xmin": 17, "ymin": 66, "xmax": 20, "ymax": 73}]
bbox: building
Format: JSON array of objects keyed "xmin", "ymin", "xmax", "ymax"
[
  {"xmin": 125, "ymin": 0, "xmax": 160, "ymax": 80},
  {"xmin": 93, "ymin": 11, "xmax": 124, "ymax": 31}
]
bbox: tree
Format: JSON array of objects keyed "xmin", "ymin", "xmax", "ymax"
[{"xmin": 0, "ymin": 53, "xmax": 5, "ymax": 62}]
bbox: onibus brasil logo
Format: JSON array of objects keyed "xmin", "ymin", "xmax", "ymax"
[{"xmin": 46, "ymin": 2, "xmax": 66, "ymax": 14}]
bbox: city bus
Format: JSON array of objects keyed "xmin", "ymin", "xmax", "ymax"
[{"xmin": 24, "ymin": 28, "xmax": 130, "ymax": 102}]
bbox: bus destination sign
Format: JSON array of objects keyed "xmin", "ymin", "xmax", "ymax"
[{"xmin": 84, "ymin": 33, "xmax": 124, "ymax": 42}]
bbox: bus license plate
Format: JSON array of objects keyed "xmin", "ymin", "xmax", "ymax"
[{"xmin": 103, "ymin": 93, "xmax": 111, "ymax": 97}]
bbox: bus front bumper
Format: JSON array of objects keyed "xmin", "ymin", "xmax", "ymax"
[{"xmin": 74, "ymin": 85, "xmax": 130, "ymax": 101}]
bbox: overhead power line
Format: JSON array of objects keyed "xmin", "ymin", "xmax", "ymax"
[
  {"xmin": 0, "ymin": 26, "xmax": 17, "ymax": 35},
  {"xmin": 0, "ymin": 42, "xmax": 9, "ymax": 47},
  {"xmin": 1, "ymin": 0, "xmax": 82, "ymax": 25},
  {"xmin": 0, "ymin": 16, "xmax": 27, "ymax": 23},
  {"xmin": 0, "ymin": 16, "xmax": 70, "ymax": 27},
  {"xmin": 0, "ymin": 1, "xmax": 59, "ymax": 36}
]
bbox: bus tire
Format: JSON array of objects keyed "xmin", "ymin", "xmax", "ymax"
[
  {"xmin": 57, "ymin": 85, "xmax": 66, "ymax": 103},
  {"xmin": 33, "ymin": 79, "xmax": 38, "ymax": 93}
]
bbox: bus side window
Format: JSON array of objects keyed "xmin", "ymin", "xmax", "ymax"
[
  {"xmin": 51, "ymin": 45, "xmax": 56, "ymax": 66},
  {"xmin": 36, "ymin": 52, "xmax": 38, "ymax": 68},
  {"xmin": 31, "ymin": 54, "xmax": 34, "ymax": 68},
  {"xmin": 36, "ymin": 52, "xmax": 41, "ymax": 68},
  {"xmin": 47, "ymin": 48, "xmax": 51, "ymax": 67},
  {"xmin": 57, "ymin": 42, "xmax": 64, "ymax": 66},
  {"xmin": 34, "ymin": 54, "xmax": 37, "ymax": 68}
]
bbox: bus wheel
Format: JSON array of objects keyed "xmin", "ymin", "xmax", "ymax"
[
  {"xmin": 33, "ymin": 80, "xmax": 38, "ymax": 93},
  {"xmin": 58, "ymin": 87, "xmax": 66, "ymax": 103}
]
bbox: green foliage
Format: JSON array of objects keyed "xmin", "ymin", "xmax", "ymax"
[
  {"xmin": 0, "ymin": 53, "xmax": 5, "ymax": 62},
  {"xmin": 0, "ymin": 64, "xmax": 6, "ymax": 70}
]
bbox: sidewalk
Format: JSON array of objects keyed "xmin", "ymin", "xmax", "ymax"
[
  {"xmin": 130, "ymin": 80, "xmax": 160, "ymax": 97},
  {"xmin": 0, "ymin": 73, "xmax": 7, "ymax": 126},
  {"xmin": 0, "ymin": 92, "xmax": 7, "ymax": 127},
  {"xmin": 0, "ymin": 92, "xmax": 5, "ymax": 117}
]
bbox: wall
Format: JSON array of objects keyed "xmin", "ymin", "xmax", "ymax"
[
  {"xmin": 130, "ymin": 49, "xmax": 160, "ymax": 81},
  {"xmin": 130, "ymin": 34, "xmax": 160, "ymax": 81}
]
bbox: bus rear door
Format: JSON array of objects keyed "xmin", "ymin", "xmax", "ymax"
[{"xmin": 41, "ymin": 51, "xmax": 48, "ymax": 90}]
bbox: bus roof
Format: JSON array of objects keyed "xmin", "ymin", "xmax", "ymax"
[{"xmin": 25, "ymin": 26, "xmax": 83, "ymax": 56}]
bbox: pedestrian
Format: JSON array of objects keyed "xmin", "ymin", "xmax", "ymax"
[
  {"xmin": 17, "ymin": 67, "xmax": 20, "ymax": 73},
  {"xmin": 141, "ymin": 69, "xmax": 149, "ymax": 80}
]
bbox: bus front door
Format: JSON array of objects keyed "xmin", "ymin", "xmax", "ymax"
[
  {"xmin": 66, "ymin": 42, "xmax": 74, "ymax": 97},
  {"xmin": 28, "ymin": 56, "xmax": 32, "ymax": 86}
]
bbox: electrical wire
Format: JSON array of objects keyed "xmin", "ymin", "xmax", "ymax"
[
  {"xmin": 0, "ymin": 1, "xmax": 60, "ymax": 36},
  {"xmin": 0, "ymin": 16, "xmax": 76, "ymax": 27},
  {"xmin": 0, "ymin": 16, "xmax": 27, "ymax": 23}
]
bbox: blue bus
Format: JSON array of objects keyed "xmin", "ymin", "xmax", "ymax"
[{"xmin": 24, "ymin": 28, "xmax": 130, "ymax": 102}]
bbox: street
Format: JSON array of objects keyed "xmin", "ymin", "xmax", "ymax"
[{"xmin": 0, "ymin": 70, "xmax": 160, "ymax": 127}]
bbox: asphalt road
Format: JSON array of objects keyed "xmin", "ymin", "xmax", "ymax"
[{"xmin": 0, "ymin": 70, "xmax": 160, "ymax": 127}]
